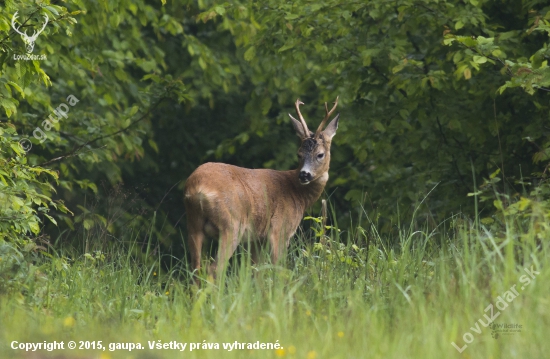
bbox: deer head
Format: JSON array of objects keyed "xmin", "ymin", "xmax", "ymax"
[
  {"xmin": 289, "ymin": 97, "xmax": 340, "ymax": 185},
  {"xmin": 11, "ymin": 11, "xmax": 49, "ymax": 53}
]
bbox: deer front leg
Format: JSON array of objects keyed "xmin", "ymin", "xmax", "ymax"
[
  {"xmin": 244, "ymin": 240, "xmax": 262, "ymax": 265},
  {"xmin": 268, "ymin": 228, "xmax": 285, "ymax": 264}
]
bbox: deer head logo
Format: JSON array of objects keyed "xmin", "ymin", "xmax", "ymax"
[{"xmin": 11, "ymin": 11, "xmax": 49, "ymax": 53}]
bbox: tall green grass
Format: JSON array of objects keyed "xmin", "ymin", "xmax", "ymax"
[{"xmin": 0, "ymin": 207, "xmax": 548, "ymax": 359}]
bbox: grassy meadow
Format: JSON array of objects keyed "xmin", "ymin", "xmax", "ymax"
[{"xmin": 0, "ymin": 205, "xmax": 548, "ymax": 359}]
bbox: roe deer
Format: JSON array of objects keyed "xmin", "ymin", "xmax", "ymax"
[{"xmin": 184, "ymin": 97, "xmax": 340, "ymax": 278}]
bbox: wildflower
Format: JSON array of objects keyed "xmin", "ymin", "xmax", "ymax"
[
  {"xmin": 275, "ymin": 348, "xmax": 286, "ymax": 357},
  {"xmin": 307, "ymin": 350, "xmax": 317, "ymax": 359},
  {"xmin": 288, "ymin": 345, "xmax": 296, "ymax": 354},
  {"xmin": 305, "ymin": 310, "xmax": 312, "ymax": 316},
  {"xmin": 63, "ymin": 316, "xmax": 75, "ymax": 328},
  {"xmin": 165, "ymin": 291, "xmax": 169, "ymax": 295},
  {"xmin": 41, "ymin": 319, "xmax": 54, "ymax": 335},
  {"xmin": 337, "ymin": 331, "xmax": 344, "ymax": 338},
  {"xmin": 153, "ymin": 272, "xmax": 157, "ymax": 276}
]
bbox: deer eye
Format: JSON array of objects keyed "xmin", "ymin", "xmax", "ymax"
[{"xmin": 317, "ymin": 153, "xmax": 325, "ymax": 159}]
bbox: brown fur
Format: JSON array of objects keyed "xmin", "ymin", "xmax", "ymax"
[{"xmin": 184, "ymin": 98, "xmax": 340, "ymax": 277}]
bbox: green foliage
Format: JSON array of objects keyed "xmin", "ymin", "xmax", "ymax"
[
  {"xmin": 474, "ymin": 168, "xmax": 550, "ymax": 241},
  {"xmin": 0, "ymin": 123, "xmax": 68, "ymax": 240},
  {"xmin": 0, "ymin": 0, "xmax": 213, "ymax": 237},
  {"xmin": 444, "ymin": 8, "xmax": 550, "ymax": 95},
  {"xmin": 2, "ymin": 0, "xmax": 550, "ymax": 243},
  {"xmin": 0, "ymin": 123, "xmax": 69, "ymax": 291},
  {"xmin": 192, "ymin": 0, "xmax": 550, "ymax": 229}
]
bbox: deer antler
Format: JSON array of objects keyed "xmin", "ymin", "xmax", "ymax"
[
  {"xmin": 11, "ymin": 11, "xmax": 27, "ymax": 37},
  {"xmin": 29, "ymin": 14, "xmax": 49, "ymax": 40},
  {"xmin": 316, "ymin": 96, "xmax": 339, "ymax": 136},
  {"xmin": 289, "ymin": 99, "xmax": 310, "ymax": 137}
]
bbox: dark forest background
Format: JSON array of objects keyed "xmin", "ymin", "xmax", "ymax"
[{"xmin": 1, "ymin": 0, "xmax": 550, "ymax": 256}]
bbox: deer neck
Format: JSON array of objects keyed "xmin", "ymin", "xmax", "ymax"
[{"xmin": 290, "ymin": 169, "xmax": 328, "ymax": 208}]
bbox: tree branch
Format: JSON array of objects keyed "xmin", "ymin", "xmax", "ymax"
[
  {"xmin": 37, "ymin": 96, "xmax": 168, "ymax": 167},
  {"xmin": 0, "ymin": 7, "xmax": 43, "ymax": 46}
]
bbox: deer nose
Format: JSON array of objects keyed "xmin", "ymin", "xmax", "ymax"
[{"xmin": 299, "ymin": 171, "xmax": 312, "ymax": 183}]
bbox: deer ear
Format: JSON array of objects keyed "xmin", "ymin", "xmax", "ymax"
[
  {"xmin": 322, "ymin": 114, "xmax": 340, "ymax": 140},
  {"xmin": 289, "ymin": 114, "xmax": 308, "ymax": 139}
]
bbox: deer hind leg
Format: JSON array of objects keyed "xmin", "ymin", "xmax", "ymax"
[
  {"xmin": 209, "ymin": 223, "xmax": 241, "ymax": 279},
  {"xmin": 187, "ymin": 216, "xmax": 205, "ymax": 275}
]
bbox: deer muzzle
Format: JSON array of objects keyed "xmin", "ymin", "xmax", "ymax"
[{"xmin": 299, "ymin": 169, "xmax": 313, "ymax": 184}]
